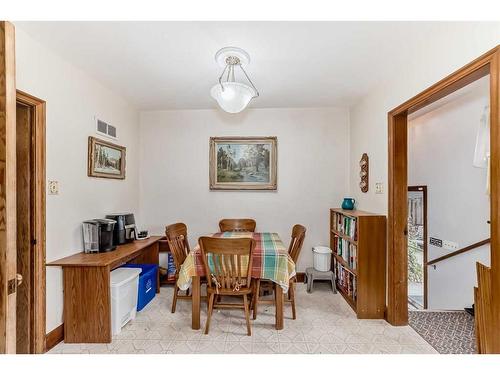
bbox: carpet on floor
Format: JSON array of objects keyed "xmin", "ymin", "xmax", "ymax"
[{"xmin": 408, "ymin": 310, "xmax": 476, "ymax": 354}]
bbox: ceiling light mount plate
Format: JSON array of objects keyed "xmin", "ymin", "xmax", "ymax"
[{"xmin": 215, "ymin": 47, "xmax": 250, "ymax": 67}]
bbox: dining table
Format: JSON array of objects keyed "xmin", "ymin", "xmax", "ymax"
[{"xmin": 177, "ymin": 231, "xmax": 296, "ymax": 330}]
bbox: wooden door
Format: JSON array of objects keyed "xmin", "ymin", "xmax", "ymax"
[
  {"xmin": 0, "ymin": 21, "xmax": 17, "ymax": 354},
  {"xmin": 16, "ymin": 90, "xmax": 46, "ymax": 354},
  {"xmin": 16, "ymin": 102, "xmax": 32, "ymax": 353}
]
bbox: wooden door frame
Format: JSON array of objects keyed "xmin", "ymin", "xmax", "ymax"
[
  {"xmin": 1, "ymin": 21, "xmax": 45, "ymax": 354},
  {"xmin": 407, "ymin": 185, "xmax": 428, "ymax": 309},
  {"xmin": 16, "ymin": 90, "xmax": 46, "ymax": 354},
  {"xmin": 0, "ymin": 20, "xmax": 17, "ymax": 354},
  {"xmin": 387, "ymin": 45, "xmax": 500, "ymax": 352}
]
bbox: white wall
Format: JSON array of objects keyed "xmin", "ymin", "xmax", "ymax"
[
  {"xmin": 16, "ymin": 22, "xmax": 500, "ymax": 332},
  {"xmin": 139, "ymin": 108, "xmax": 349, "ymax": 271},
  {"xmin": 15, "ymin": 26, "xmax": 141, "ymax": 332},
  {"xmin": 349, "ymin": 24, "xmax": 500, "ymax": 214},
  {"xmin": 408, "ymin": 77, "xmax": 490, "ymax": 310}
]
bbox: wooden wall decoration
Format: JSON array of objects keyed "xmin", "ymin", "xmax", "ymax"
[{"xmin": 359, "ymin": 153, "xmax": 369, "ymax": 193}]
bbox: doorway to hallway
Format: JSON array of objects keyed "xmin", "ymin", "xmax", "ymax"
[{"xmin": 407, "ymin": 186, "xmax": 427, "ymax": 310}]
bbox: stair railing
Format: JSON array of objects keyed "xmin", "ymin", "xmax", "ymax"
[{"xmin": 426, "ymin": 238, "xmax": 490, "ymax": 267}]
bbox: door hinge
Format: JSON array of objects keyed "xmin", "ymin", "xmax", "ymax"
[{"xmin": 7, "ymin": 278, "xmax": 16, "ymax": 295}]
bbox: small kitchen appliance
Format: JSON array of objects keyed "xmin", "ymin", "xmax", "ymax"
[
  {"xmin": 82, "ymin": 219, "xmax": 117, "ymax": 253},
  {"xmin": 106, "ymin": 213, "xmax": 137, "ymax": 245}
]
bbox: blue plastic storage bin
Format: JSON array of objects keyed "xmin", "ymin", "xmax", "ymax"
[{"xmin": 122, "ymin": 264, "xmax": 158, "ymax": 311}]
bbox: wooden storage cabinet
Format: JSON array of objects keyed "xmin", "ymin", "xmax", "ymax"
[
  {"xmin": 47, "ymin": 236, "xmax": 162, "ymax": 343},
  {"xmin": 330, "ymin": 208, "xmax": 386, "ymax": 319}
]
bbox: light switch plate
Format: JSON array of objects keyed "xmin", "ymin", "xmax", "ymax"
[
  {"xmin": 375, "ymin": 182, "xmax": 384, "ymax": 194},
  {"xmin": 48, "ymin": 180, "xmax": 59, "ymax": 195}
]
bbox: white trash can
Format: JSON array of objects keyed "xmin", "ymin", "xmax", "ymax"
[
  {"xmin": 110, "ymin": 267, "xmax": 142, "ymax": 335},
  {"xmin": 313, "ymin": 246, "xmax": 332, "ymax": 272}
]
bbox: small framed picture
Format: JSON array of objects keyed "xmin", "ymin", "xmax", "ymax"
[
  {"xmin": 209, "ymin": 136, "xmax": 277, "ymax": 190},
  {"xmin": 87, "ymin": 136, "xmax": 126, "ymax": 179}
]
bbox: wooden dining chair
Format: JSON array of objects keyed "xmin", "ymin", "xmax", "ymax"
[
  {"xmin": 199, "ymin": 236, "xmax": 256, "ymax": 335},
  {"xmin": 219, "ymin": 218, "xmax": 256, "ymax": 232},
  {"xmin": 165, "ymin": 223, "xmax": 192, "ymax": 313},
  {"xmin": 252, "ymin": 224, "xmax": 306, "ymax": 320}
]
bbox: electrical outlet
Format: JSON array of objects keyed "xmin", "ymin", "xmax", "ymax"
[
  {"xmin": 375, "ymin": 182, "xmax": 384, "ymax": 194},
  {"xmin": 443, "ymin": 240, "xmax": 459, "ymax": 251},
  {"xmin": 48, "ymin": 180, "xmax": 59, "ymax": 195}
]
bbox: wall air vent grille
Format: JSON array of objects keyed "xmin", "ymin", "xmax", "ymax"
[
  {"xmin": 96, "ymin": 118, "xmax": 117, "ymax": 139},
  {"xmin": 107, "ymin": 125, "xmax": 117, "ymax": 138}
]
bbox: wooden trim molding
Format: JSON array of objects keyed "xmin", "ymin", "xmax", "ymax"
[
  {"xmin": 488, "ymin": 49, "xmax": 500, "ymax": 352},
  {"xmin": 45, "ymin": 324, "xmax": 63, "ymax": 353},
  {"xmin": 0, "ymin": 20, "xmax": 17, "ymax": 354},
  {"xmin": 388, "ymin": 45, "xmax": 500, "ymax": 352},
  {"xmin": 16, "ymin": 90, "xmax": 46, "ymax": 354},
  {"xmin": 389, "ymin": 47, "xmax": 497, "ymax": 116},
  {"xmin": 387, "ymin": 113, "xmax": 408, "ymax": 325}
]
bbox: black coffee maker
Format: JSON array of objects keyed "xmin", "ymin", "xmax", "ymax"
[
  {"xmin": 106, "ymin": 213, "xmax": 136, "ymax": 245},
  {"xmin": 82, "ymin": 219, "xmax": 116, "ymax": 253}
]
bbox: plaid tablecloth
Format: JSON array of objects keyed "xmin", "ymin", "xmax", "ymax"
[{"xmin": 177, "ymin": 232, "xmax": 296, "ymax": 293}]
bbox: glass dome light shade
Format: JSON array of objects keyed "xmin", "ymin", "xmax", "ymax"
[{"xmin": 210, "ymin": 82, "xmax": 255, "ymax": 114}]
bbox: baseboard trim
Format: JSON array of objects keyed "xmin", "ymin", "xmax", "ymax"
[{"xmin": 45, "ymin": 324, "xmax": 64, "ymax": 353}]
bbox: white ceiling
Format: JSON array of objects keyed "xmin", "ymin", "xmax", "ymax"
[{"xmin": 15, "ymin": 22, "xmax": 487, "ymax": 110}]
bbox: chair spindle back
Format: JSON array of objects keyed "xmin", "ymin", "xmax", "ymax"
[
  {"xmin": 288, "ymin": 224, "xmax": 306, "ymax": 264},
  {"xmin": 165, "ymin": 223, "xmax": 190, "ymax": 271},
  {"xmin": 219, "ymin": 218, "xmax": 256, "ymax": 232},
  {"xmin": 199, "ymin": 237, "xmax": 255, "ymax": 291}
]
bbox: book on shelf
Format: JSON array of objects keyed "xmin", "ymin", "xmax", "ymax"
[
  {"xmin": 333, "ymin": 212, "xmax": 357, "ymax": 240},
  {"xmin": 336, "ymin": 263, "xmax": 357, "ymax": 300},
  {"xmin": 333, "ymin": 235, "xmax": 357, "ymax": 270}
]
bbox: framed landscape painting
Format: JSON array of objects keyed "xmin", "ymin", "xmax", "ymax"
[
  {"xmin": 88, "ymin": 136, "xmax": 126, "ymax": 179},
  {"xmin": 209, "ymin": 136, "xmax": 277, "ymax": 190}
]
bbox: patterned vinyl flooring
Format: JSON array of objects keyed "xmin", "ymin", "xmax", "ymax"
[
  {"xmin": 47, "ymin": 283, "xmax": 437, "ymax": 354},
  {"xmin": 408, "ymin": 310, "xmax": 476, "ymax": 354}
]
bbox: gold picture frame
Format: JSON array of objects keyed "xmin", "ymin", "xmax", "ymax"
[
  {"xmin": 209, "ymin": 136, "xmax": 277, "ymax": 190},
  {"xmin": 88, "ymin": 136, "xmax": 126, "ymax": 179}
]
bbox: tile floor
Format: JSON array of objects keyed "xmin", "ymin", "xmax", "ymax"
[
  {"xmin": 47, "ymin": 282, "xmax": 437, "ymax": 354},
  {"xmin": 409, "ymin": 311, "xmax": 475, "ymax": 354}
]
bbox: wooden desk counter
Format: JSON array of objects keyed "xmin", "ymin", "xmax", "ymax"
[
  {"xmin": 48, "ymin": 236, "xmax": 162, "ymax": 268},
  {"xmin": 47, "ymin": 236, "xmax": 162, "ymax": 343}
]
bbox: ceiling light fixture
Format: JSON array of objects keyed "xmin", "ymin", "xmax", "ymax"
[{"xmin": 210, "ymin": 47, "xmax": 259, "ymax": 114}]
